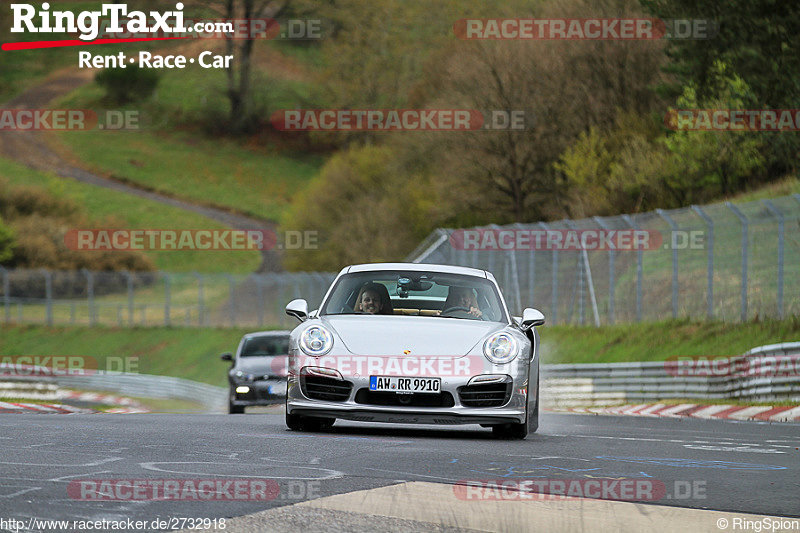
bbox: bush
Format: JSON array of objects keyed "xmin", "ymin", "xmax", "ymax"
[
  {"xmin": 0, "ymin": 215, "xmax": 14, "ymax": 264},
  {"xmin": 95, "ymin": 64, "xmax": 160, "ymax": 105},
  {"xmin": 0, "ymin": 185, "xmax": 80, "ymax": 221}
]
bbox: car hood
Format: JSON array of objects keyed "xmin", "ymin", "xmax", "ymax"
[
  {"xmin": 233, "ymin": 356, "xmax": 288, "ymax": 377},
  {"xmin": 320, "ymin": 315, "xmax": 506, "ymax": 356}
]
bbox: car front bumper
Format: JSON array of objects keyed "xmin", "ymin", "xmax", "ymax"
[
  {"xmin": 286, "ymin": 367, "xmax": 537, "ymax": 425},
  {"xmin": 230, "ymin": 379, "xmax": 287, "ymax": 406}
]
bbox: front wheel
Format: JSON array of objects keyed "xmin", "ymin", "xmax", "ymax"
[
  {"xmin": 228, "ymin": 392, "xmax": 245, "ymax": 414},
  {"xmin": 492, "ymin": 418, "xmax": 528, "ymax": 439},
  {"xmin": 285, "ymin": 410, "xmax": 334, "ymax": 432}
]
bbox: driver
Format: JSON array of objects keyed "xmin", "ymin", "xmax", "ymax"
[
  {"xmin": 441, "ymin": 286, "xmax": 482, "ymax": 318},
  {"xmin": 354, "ymin": 282, "xmax": 393, "ymax": 315}
]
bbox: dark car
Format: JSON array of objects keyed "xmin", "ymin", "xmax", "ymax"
[{"xmin": 221, "ymin": 331, "xmax": 290, "ymax": 414}]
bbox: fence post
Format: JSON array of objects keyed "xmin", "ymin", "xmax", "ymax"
[
  {"xmin": 691, "ymin": 205, "xmax": 714, "ymax": 319},
  {"xmin": 726, "ymin": 202, "xmax": 748, "ymax": 322},
  {"xmin": 256, "ymin": 274, "xmax": 265, "ymax": 327},
  {"xmin": 761, "ymin": 200, "xmax": 784, "ymax": 319},
  {"xmin": 43, "ymin": 269, "xmax": 53, "ymax": 326},
  {"xmin": 540, "ymin": 222, "xmax": 558, "ymax": 325},
  {"xmin": 656, "ymin": 209, "xmax": 679, "ymax": 319},
  {"xmin": 227, "ymin": 274, "xmax": 236, "ymax": 327},
  {"xmin": 1, "ymin": 266, "xmax": 8, "ymax": 323},
  {"xmin": 164, "ymin": 273, "xmax": 171, "ymax": 327},
  {"xmin": 487, "ymin": 225, "xmax": 498, "ymax": 276},
  {"xmin": 193, "ymin": 272, "xmax": 204, "ymax": 326},
  {"xmin": 622, "ymin": 215, "xmax": 642, "ymax": 322},
  {"xmin": 593, "ymin": 216, "xmax": 615, "ymax": 324},
  {"xmin": 82, "ymin": 269, "xmax": 95, "ymax": 326},
  {"xmin": 123, "ymin": 270, "xmax": 134, "ymax": 326}
]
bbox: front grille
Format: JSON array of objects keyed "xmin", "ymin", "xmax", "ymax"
[
  {"xmin": 300, "ymin": 375, "xmax": 353, "ymax": 402},
  {"xmin": 458, "ymin": 382, "xmax": 512, "ymax": 407},
  {"xmin": 354, "ymin": 389, "xmax": 455, "ymax": 407}
]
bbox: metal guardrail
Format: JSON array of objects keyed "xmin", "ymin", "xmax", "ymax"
[
  {"xmin": 0, "ymin": 365, "xmax": 60, "ymax": 400},
  {"xmin": 4, "ymin": 343, "xmax": 797, "ymax": 411},
  {"xmin": 56, "ymin": 372, "xmax": 227, "ymax": 412},
  {"xmin": 541, "ymin": 342, "xmax": 800, "ymax": 407}
]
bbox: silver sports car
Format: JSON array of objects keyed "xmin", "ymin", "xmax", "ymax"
[{"xmin": 284, "ymin": 262, "xmax": 544, "ymax": 439}]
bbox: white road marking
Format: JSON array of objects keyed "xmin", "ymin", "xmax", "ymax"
[
  {"xmin": 727, "ymin": 406, "xmax": 773, "ymax": 420},
  {"xmin": 691, "ymin": 405, "xmax": 734, "ymax": 419},
  {"xmin": 139, "ymin": 461, "xmax": 344, "ymax": 480},
  {"xmin": 770, "ymin": 406, "xmax": 800, "ymax": 421}
]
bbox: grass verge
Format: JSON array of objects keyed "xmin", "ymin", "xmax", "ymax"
[
  {"xmin": 0, "ymin": 157, "xmax": 262, "ymax": 273},
  {"xmin": 540, "ymin": 317, "xmax": 800, "ymax": 364}
]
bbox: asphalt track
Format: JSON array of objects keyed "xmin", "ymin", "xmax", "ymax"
[{"xmin": 0, "ymin": 411, "xmax": 798, "ymax": 532}]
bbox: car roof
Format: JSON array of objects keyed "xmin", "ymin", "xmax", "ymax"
[
  {"xmin": 243, "ymin": 330, "xmax": 291, "ymax": 338},
  {"xmin": 344, "ymin": 262, "xmax": 488, "ymax": 278}
]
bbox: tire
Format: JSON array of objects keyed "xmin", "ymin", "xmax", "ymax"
[
  {"xmin": 529, "ymin": 375, "xmax": 540, "ymax": 434},
  {"xmin": 492, "ymin": 377, "xmax": 537, "ymax": 440},
  {"xmin": 492, "ymin": 418, "xmax": 528, "ymax": 440},
  {"xmin": 285, "ymin": 412, "xmax": 335, "ymax": 431},
  {"xmin": 228, "ymin": 390, "xmax": 245, "ymax": 414}
]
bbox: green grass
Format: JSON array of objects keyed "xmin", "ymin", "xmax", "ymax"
[
  {"xmin": 50, "ymin": 40, "xmax": 324, "ymax": 225},
  {"xmin": 0, "ymin": 157, "xmax": 262, "ymax": 273},
  {"xmin": 728, "ymin": 175, "xmax": 800, "ymax": 203},
  {"xmin": 540, "ymin": 317, "xmax": 800, "ymax": 365},
  {"xmin": 2, "ymin": 319, "xmax": 799, "ymax": 390},
  {"xmin": 53, "ymin": 128, "xmax": 322, "ymax": 223},
  {"xmin": 0, "ymin": 324, "xmax": 257, "ymax": 387}
]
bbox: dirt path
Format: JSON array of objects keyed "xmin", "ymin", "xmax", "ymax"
[{"xmin": 0, "ymin": 63, "xmax": 282, "ymax": 272}]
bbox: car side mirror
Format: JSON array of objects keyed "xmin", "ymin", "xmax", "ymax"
[
  {"xmin": 220, "ymin": 352, "xmax": 233, "ymax": 362},
  {"xmin": 286, "ymin": 299, "xmax": 309, "ymax": 322},
  {"xmin": 520, "ymin": 308, "xmax": 545, "ymax": 330}
]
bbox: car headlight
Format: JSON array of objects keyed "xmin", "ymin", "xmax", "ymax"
[
  {"xmin": 299, "ymin": 325, "xmax": 334, "ymax": 356},
  {"xmin": 483, "ymin": 333, "xmax": 519, "ymax": 364}
]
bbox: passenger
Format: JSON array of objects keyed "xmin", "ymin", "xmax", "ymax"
[
  {"xmin": 442, "ymin": 286, "xmax": 483, "ymax": 318},
  {"xmin": 354, "ymin": 282, "xmax": 394, "ymax": 315}
]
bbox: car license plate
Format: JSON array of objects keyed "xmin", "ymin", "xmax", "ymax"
[{"xmin": 369, "ymin": 376, "xmax": 441, "ymax": 394}]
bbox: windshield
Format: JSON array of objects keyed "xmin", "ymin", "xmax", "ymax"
[
  {"xmin": 240, "ymin": 336, "xmax": 290, "ymax": 357},
  {"xmin": 320, "ymin": 270, "xmax": 508, "ymax": 322}
]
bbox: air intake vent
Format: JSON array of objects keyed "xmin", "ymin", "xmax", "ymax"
[
  {"xmin": 458, "ymin": 382, "xmax": 512, "ymax": 407},
  {"xmin": 354, "ymin": 389, "xmax": 455, "ymax": 408},
  {"xmin": 300, "ymin": 375, "xmax": 353, "ymax": 402}
]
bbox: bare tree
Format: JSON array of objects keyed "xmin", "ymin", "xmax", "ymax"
[{"xmin": 200, "ymin": 0, "xmax": 288, "ymax": 132}]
